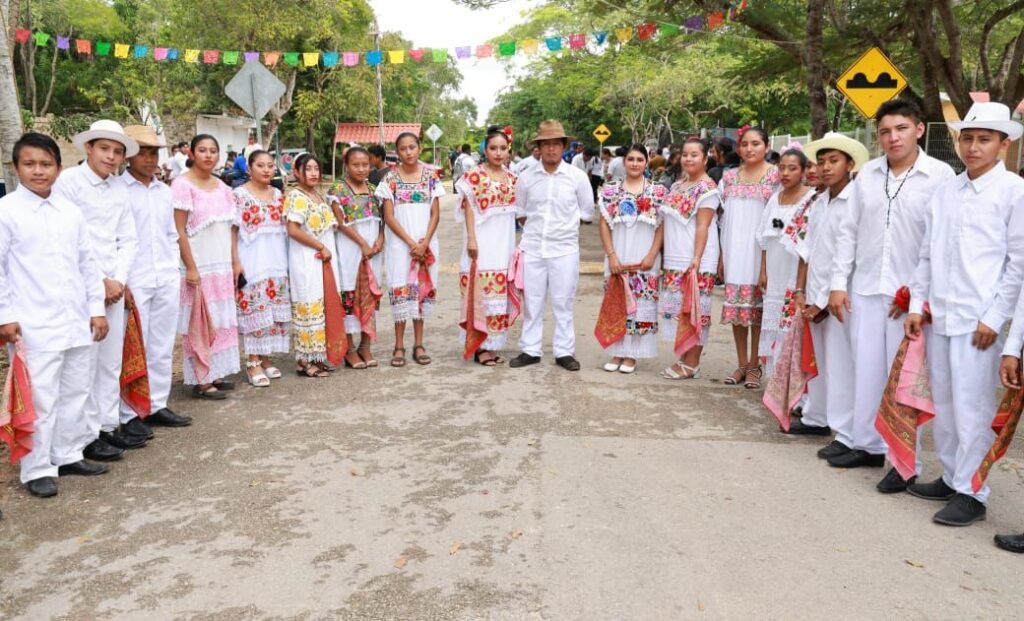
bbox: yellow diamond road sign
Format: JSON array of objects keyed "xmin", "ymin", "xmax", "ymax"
[
  {"xmin": 837, "ymin": 47, "xmax": 908, "ymax": 119},
  {"xmin": 593, "ymin": 124, "xmax": 611, "ymax": 144}
]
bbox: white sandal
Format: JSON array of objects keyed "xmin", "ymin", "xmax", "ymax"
[
  {"xmin": 603, "ymin": 361, "xmax": 622, "ymax": 372},
  {"xmin": 262, "ymin": 365, "xmax": 282, "ymax": 379},
  {"xmin": 618, "ymin": 362, "xmax": 636, "ymax": 374},
  {"xmin": 661, "ymin": 362, "xmax": 700, "ymax": 380},
  {"xmin": 246, "ymin": 361, "xmax": 271, "ymax": 387}
]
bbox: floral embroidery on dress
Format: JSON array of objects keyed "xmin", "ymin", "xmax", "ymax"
[
  {"xmin": 721, "ymin": 167, "xmax": 780, "ymax": 202},
  {"xmin": 234, "ymin": 187, "xmax": 285, "ymax": 241},
  {"xmin": 384, "ymin": 167, "xmax": 441, "ymax": 205},
  {"xmin": 461, "ymin": 165, "xmax": 517, "ymax": 214},
  {"xmin": 778, "ymin": 288, "xmax": 800, "ymax": 331},
  {"xmin": 722, "ymin": 283, "xmax": 764, "ymax": 326},
  {"xmin": 329, "ymin": 181, "xmax": 381, "ymax": 225},
  {"xmin": 600, "ymin": 181, "xmax": 665, "ymax": 227},
  {"xmin": 286, "ymin": 190, "xmax": 336, "ymax": 237},
  {"xmin": 780, "ymin": 191, "xmax": 818, "ymax": 256},
  {"xmin": 665, "ymin": 179, "xmax": 718, "ymax": 222}
]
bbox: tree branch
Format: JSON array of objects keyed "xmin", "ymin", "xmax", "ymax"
[{"xmin": 979, "ymin": 0, "xmax": 1024, "ymax": 89}]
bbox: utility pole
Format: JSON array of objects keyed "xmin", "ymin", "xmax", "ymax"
[{"xmin": 373, "ymin": 17, "xmax": 385, "ymax": 146}]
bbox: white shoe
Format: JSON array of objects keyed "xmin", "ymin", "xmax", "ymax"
[
  {"xmin": 603, "ymin": 362, "xmax": 621, "ymax": 372},
  {"xmin": 618, "ymin": 364, "xmax": 636, "ymax": 374}
]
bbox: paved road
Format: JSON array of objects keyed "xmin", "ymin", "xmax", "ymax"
[{"xmin": 2, "ymin": 192, "xmax": 1023, "ymax": 620}]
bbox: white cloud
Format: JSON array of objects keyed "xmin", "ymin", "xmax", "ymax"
[{"xmin": 369, "ymin": 0, "xmax": 537, "ymax": 124}]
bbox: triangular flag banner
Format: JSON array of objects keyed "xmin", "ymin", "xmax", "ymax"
[
  {"xmin": 498, "ymin": 41, "xmax": 516, "ymax": 57},
  {"xmin": 521, "ymin": 39, "xmax": 539, "ymax": 55},
  {"xmin": 283, "ymin": 52, "xmax": 300, "ymax": 66},
  {"xmin": 303, "ymin": 52, "xmax": 319, "ymax": 67},
  {"xmin": 455, "ymin": 46, "xmax": 471, "ymax": 59},
  {"xmin": 637, "ymin": 23, "xmax": 657, "ymax": 40},
  {"xmin": 203, "ymin": 50, "xmax": 219, "ymax": 64},
  {"xmin": 97, "ymin": 41, "xmax": 112, "ymax": 56},
  {"xmin": 568, "ymin": 34, "xmax": 585, "ymax": 49},
  {"xmin": 475, "ymin": 44, "xmax": 492, "ymax": 58},
  {"xmin": 75, "ymin": 39, "xmax": 92, "ymax": 54},
  {"xmin": 342, "ymin": 52, "xmax": 359, "ymax": 66},
  {"xmin": 244, "ymin": 51, "xmax": 259, "ymax": 63},
  {"xmin": 366, "ymin": 51, "xmax": 382, "ymax": 66},
  {"xmin": 659, "ymin": 23, "xmax": 680, "ymax": 37},
  {"xmin": 545, "ymin": 37, "xmax": 562, "ymax": 51},
  {"xmin": 263, "ymin": 52, "xmax": 281, "ymax": 66},
  {"xmin": 615, "ymin": 27, "xmax": 633, "ymax": 43},
  {"xmin": 167, "ymin": 48, "xmax": 180, "ymax": 61},
  {"xmin": 431, "ymin": 48, "xmax": 447, "ymax": 62},
  {"xmin": 114, "ymin": 43, "xmax": 131, "ymax": 58},
  {"xmin": 684, "ymin": 16, "xmax": 704, "ymax": 31},
  {"xmin": 14, "ymin": 29, "xmax": 30, "ymax": 44},
  {"xmin": 133, "ymin": 45, "xmax": 149, "ymax": 59},
  {"xmin": 154, "ymin": 47, "xmax": 168, "ymax": 60},
  {"xmin": 388, "ymin": 50, "xmax": 405, "ymax": 64},
  {"xmin": 594, "ymin": 31, "xmax": 608, "ymax": 45},
  {"xmin": 708, "ymin": 11, "xmax": 724, "ymax": 29},
  {"xmin": 33, "ymin": 32, "xmax": 50, "ymax": 47},
  {"xmin": 223, "ymin": 51, "xmax": 240, "ymax": 65},
  {"xmin": 56, "ymin": 36, "xmax": 70, "ymax": 50},
  {"xmin": 322, "ymin": 52, "xmax": 339, "ymax": 67},
  {"xmin": 409, "ymin": 49, "xmax": 425, "ymax": 62}
]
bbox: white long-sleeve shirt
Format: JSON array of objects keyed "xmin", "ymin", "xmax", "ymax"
[
  {"xmin": 805, "ymin": 182, "xmax": 855, "ymax": 310},
  {"xmin": 0, "ymin": 185, "xmax": 105, "ymax": 352},
  {"xmin": 910, "ymin": 162, "xmax": 1024, "ymax": 338},
  {"xmin": 830, "ymin": 150, "xmax": 955, "ymax": 297},
  {"xmin": 122, "ymin": 171, "xmax": 180, "ymax": 289},
  {"xmin": 53, "ymin": 163, "xmax": 139, "ymax": 285},
  {"xmin": 516, "ymin": 161, "xmax": 595, "ymax": 259}
]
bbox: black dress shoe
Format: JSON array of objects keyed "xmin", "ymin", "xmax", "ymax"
[
  {"xmin": 994, "ymin": 532, "xmax": 1024, "ymax": 553},
  {"xmin": 57, "ymin": 459, "xmax": 109, "ymax": 477},
  {"xmin": 877, "ymin": 467, "xmax": 916, "ymax": 494},
  {"xmin": 84, "ymin": 438, "xmax": 124, "ymax": 462},
  {"xmin": 26, "ymin": 477, "xmax": 57, "ymax": 497},
  {"xmin": 100, "ymin": 429, "xmax": 148, "ymax": 450},
  {"xmin": 554, "ymin": 355, "xmax": 581, "ymax": 371},
  {"xmin": 827, "ymin": 449, "xmax": 885, "ymax": 468},
  {"xmin": 907, "ymin": 477, "xmax": 956, "ymax": 501},
  {"xmin": 212, "ymin": 379, "xmax": 236, "ymax": 391},
  {"xmin": 783, "ymin": 419, "xmax": 830, "ymax": 436},
  {"xmin": 933, "ymin": 493, "xmax": 986, "ymax": 526},
  {"xmin": 147, "ymin": 408, "xmax": 192, "ymax": 427},
  {"xmin": 509, "ymin": 353, "xmax": 541, "ymax": 368},
  {"xmin": 123, "ymin": 417, "xmax": 154, "ymax": 440},
  {"xmin": 816, "ymin": 440, "xmax": 850, "ymax": 460}
]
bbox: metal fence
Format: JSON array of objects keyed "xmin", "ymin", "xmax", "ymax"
[{"xmin": 924, "ymin": 122, "xmax": 1024, "ymax": 174}]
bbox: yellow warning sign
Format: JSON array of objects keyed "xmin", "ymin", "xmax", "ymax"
[
  {"xmin": 837, "ymin": 47, "xmax": 908, "ymax": 119},
  {"xmin": 593, "ymin": 124, "xmax": 612, "ymax": 144}
]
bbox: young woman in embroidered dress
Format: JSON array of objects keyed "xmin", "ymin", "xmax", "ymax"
[
  {"xmin": 330, "ymin": 147, "xmax": 384, "ymax": 369},
  {"xmin": 597, "ymin": 144, "xmax": 665, "ymax": 374},
  {"xmin": 455, "ymin": 126, "xmax": 519, "ymax": 366},
  {"xmin": 659, "ymin": 137, "xmax": 720, "ymax": 380},
  {"xmin": 756, "ymin": 147, "xmax": 814, "ymax": 380},
  {"xmin": 173, "ymin": 134, "xmax": 241, "ymax": 400},
  {"xmin": 286, "ymin": 153, "xmax": 341, "ymax": 377},
  {"xmin": 719, "ymin": 126, "xmax": 780, "ymax": 389},
  {"xmin": 231, "ymin": 150, "xmax": 290, "ymax": 387},
  {"xmin": 376, "ymin": 132, "xmax": 444, "ymax": 367}
]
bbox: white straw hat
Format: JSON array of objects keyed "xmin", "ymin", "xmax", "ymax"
[
  {"xmin": 948, "ymin": 102, "xmax": 1023, "ymax": 141},
  {"xmin": 72, "ymin": 119, "xmax": 140, "ymax": 157},
  {"xmin": 804, "ymin": 132, "xmax": 870, "ymax": 173}
]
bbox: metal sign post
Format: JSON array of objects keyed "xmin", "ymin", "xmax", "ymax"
[{"xmin": 426, "ymin": 124, "xmax": 443, "ymax": 167}]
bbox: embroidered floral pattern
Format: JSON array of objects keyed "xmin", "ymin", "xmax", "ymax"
[
  {"xmin": 384, "ymin": 167, "xmax": 441, "ymax": 205},
  {"xmin": 665, "ymin": 179, "xmax": 718, "ymax": 221},
  {"xmin": 600, "ymin": 181, "xmax": 665, "ymax": 227},
  {"xmin": 722, "ymin": 283, "xmax": 764, "ymax": 327},
  {"xmin": 720, "ymin": 167, "xmax": 780, "ymax": 202},
  {"xmin": 780, "ymin": 191, "xmax": 818, "ymax": 254},
  {"xmin": 389, "ymin": 284, "xmax": 437, "ymax": 322},
  {"xmin": 234, "ymin": 187, "xmax": 284, "ymax": 240},
  {"xmin": 779, "ymin": 288, "xmax": 799, "ymax": 331},
  {"xmin": 461, "ymin": 166, "xmax": 517, "ymax": 214},
  {"xmin": 286, "ymin": 190, "xmax": 336, "ymax": 237},
  {"xmin": 329, "ymin": 181, "xmax": 382, "ymax": 225}
]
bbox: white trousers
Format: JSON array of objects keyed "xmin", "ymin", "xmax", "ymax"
[
  {"xmin": 927, "ymin": 332, "xmax": 1000, "ymax": 504},
  {"xmin": 17, "ymin": 345, "xmax": 92, "ymax": 483},
  {"xmin": 120, "ymin": 284, "xmax": 179, "ymax": 421},
  {"xmin": 849, "ymin": 292, "xmax": 905, "ymax": 457},
  {"xmin": 84, "ymin": 299, "xmax": 126, "ymax": 436},
  {"xmin": 519, "ymin": 252, "xmax": 579, "ymax": 358},
  {"xmin": 808, "ymin": 314, "xmax": 854, "ymax": 446}
]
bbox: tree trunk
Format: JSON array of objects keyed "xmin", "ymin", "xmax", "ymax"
[
  {"xmin": 806, "ymin": 0, "xmax": 829, "ymax": 138},
  {"xmin": 914, "ymin": 28, "xmax": 946, "ymax": 122},
  {"xmin": 0, "ymin": 0, "xmax": 24, "ymax": 190}
]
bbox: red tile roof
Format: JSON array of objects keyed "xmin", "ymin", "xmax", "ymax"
[{"xmin": 334, "ymin": 123, "xmax": 422, "ymax": 145}]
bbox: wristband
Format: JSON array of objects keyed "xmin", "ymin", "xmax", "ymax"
[{"xmin": 792, "ymin": 288, "xmax": 805, "ymax": 294}]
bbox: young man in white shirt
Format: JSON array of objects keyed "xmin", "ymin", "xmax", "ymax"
[
  {"xmin": 453, "ymin": 144, "xmax": 474, "ymax": 181},
  {"xmin": 827, "ymin": 100, "xmax": 956, "ymax": 482},
  {"xmin": 792, "ymin": 134, "xmax": 869, "ymax": 458},
  {"xmin": 511, "ymin": 120, "xmax": 595, "ymax": 371},
  {"xmin": 0, "ymin": 133, "xmax": 110, "ymax": 497},
  {"xmin": 906, "ymin": 102, "xmax": 1024, "ymax": 527},
  {"xmin": 607, "ymin": 146, "xmax": 626, "ymax": 183},
  {"xmin": 120, "ymin": 126, "xmax": 193, "ymax": 437},
  {"xmin": 168, "ymin": 142, "xmax": 189, "ymax": 180},
  {"xmin": 54, "ymin": 120, "xmax": 143, "ymax": 461}
]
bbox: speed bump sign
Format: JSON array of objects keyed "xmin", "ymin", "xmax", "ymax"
[
  {"xmin": 837, "ymin": 47, "xmax": 908, "ymax": 118},
  {"xmin": 593, "ymin": 124, "xmax": 611, "ymax": 145}
]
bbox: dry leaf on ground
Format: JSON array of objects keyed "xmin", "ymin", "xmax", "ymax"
[
  {"xmin": 394, "ymin": 555, "xmax": 407, "ymax": 569},
  {"xmin": 449, "ymin": 542, "xmax": 461, "ymax": 555}
]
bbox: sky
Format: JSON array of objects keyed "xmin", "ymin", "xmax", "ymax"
[{"xmin": 369, "ymin": 0, "xmax": 538, "ymax": 124}]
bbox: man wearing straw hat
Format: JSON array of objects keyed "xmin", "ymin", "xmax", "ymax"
[
  {"xmin": 120, "ymin": 125, "xmax": 193, "ymax": 438},
  {"xmin": 510, "ymin": 120, "xmax": 595, "ymax": 371},
  {"xmin": 53, "ymin": 119, "xmax": 144, "ymax": 462}
]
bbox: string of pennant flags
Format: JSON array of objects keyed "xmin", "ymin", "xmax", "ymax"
[{"xmin": 12, "ymin": 1, "xmax": 749, "ymax": 69}]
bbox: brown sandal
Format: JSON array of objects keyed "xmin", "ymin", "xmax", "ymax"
[
  {"xmin": 391, "ymin": 347, "xmax": 406, "ymax": 367},
  {"xmin": 724, "ymin": 366, "xmax": 747, "ymax": 385},
  {"xmin": 412, "ymin": 345, "xmax": 432, "ymax": 365},
  {"xmin": 744, "ymin": 365, "xmax": 763, "ymax": 389}
]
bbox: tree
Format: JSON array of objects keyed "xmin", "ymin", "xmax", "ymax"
[{"xmin": 0, "ymin": 0, "xmax": 24, "ymax": 190}]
